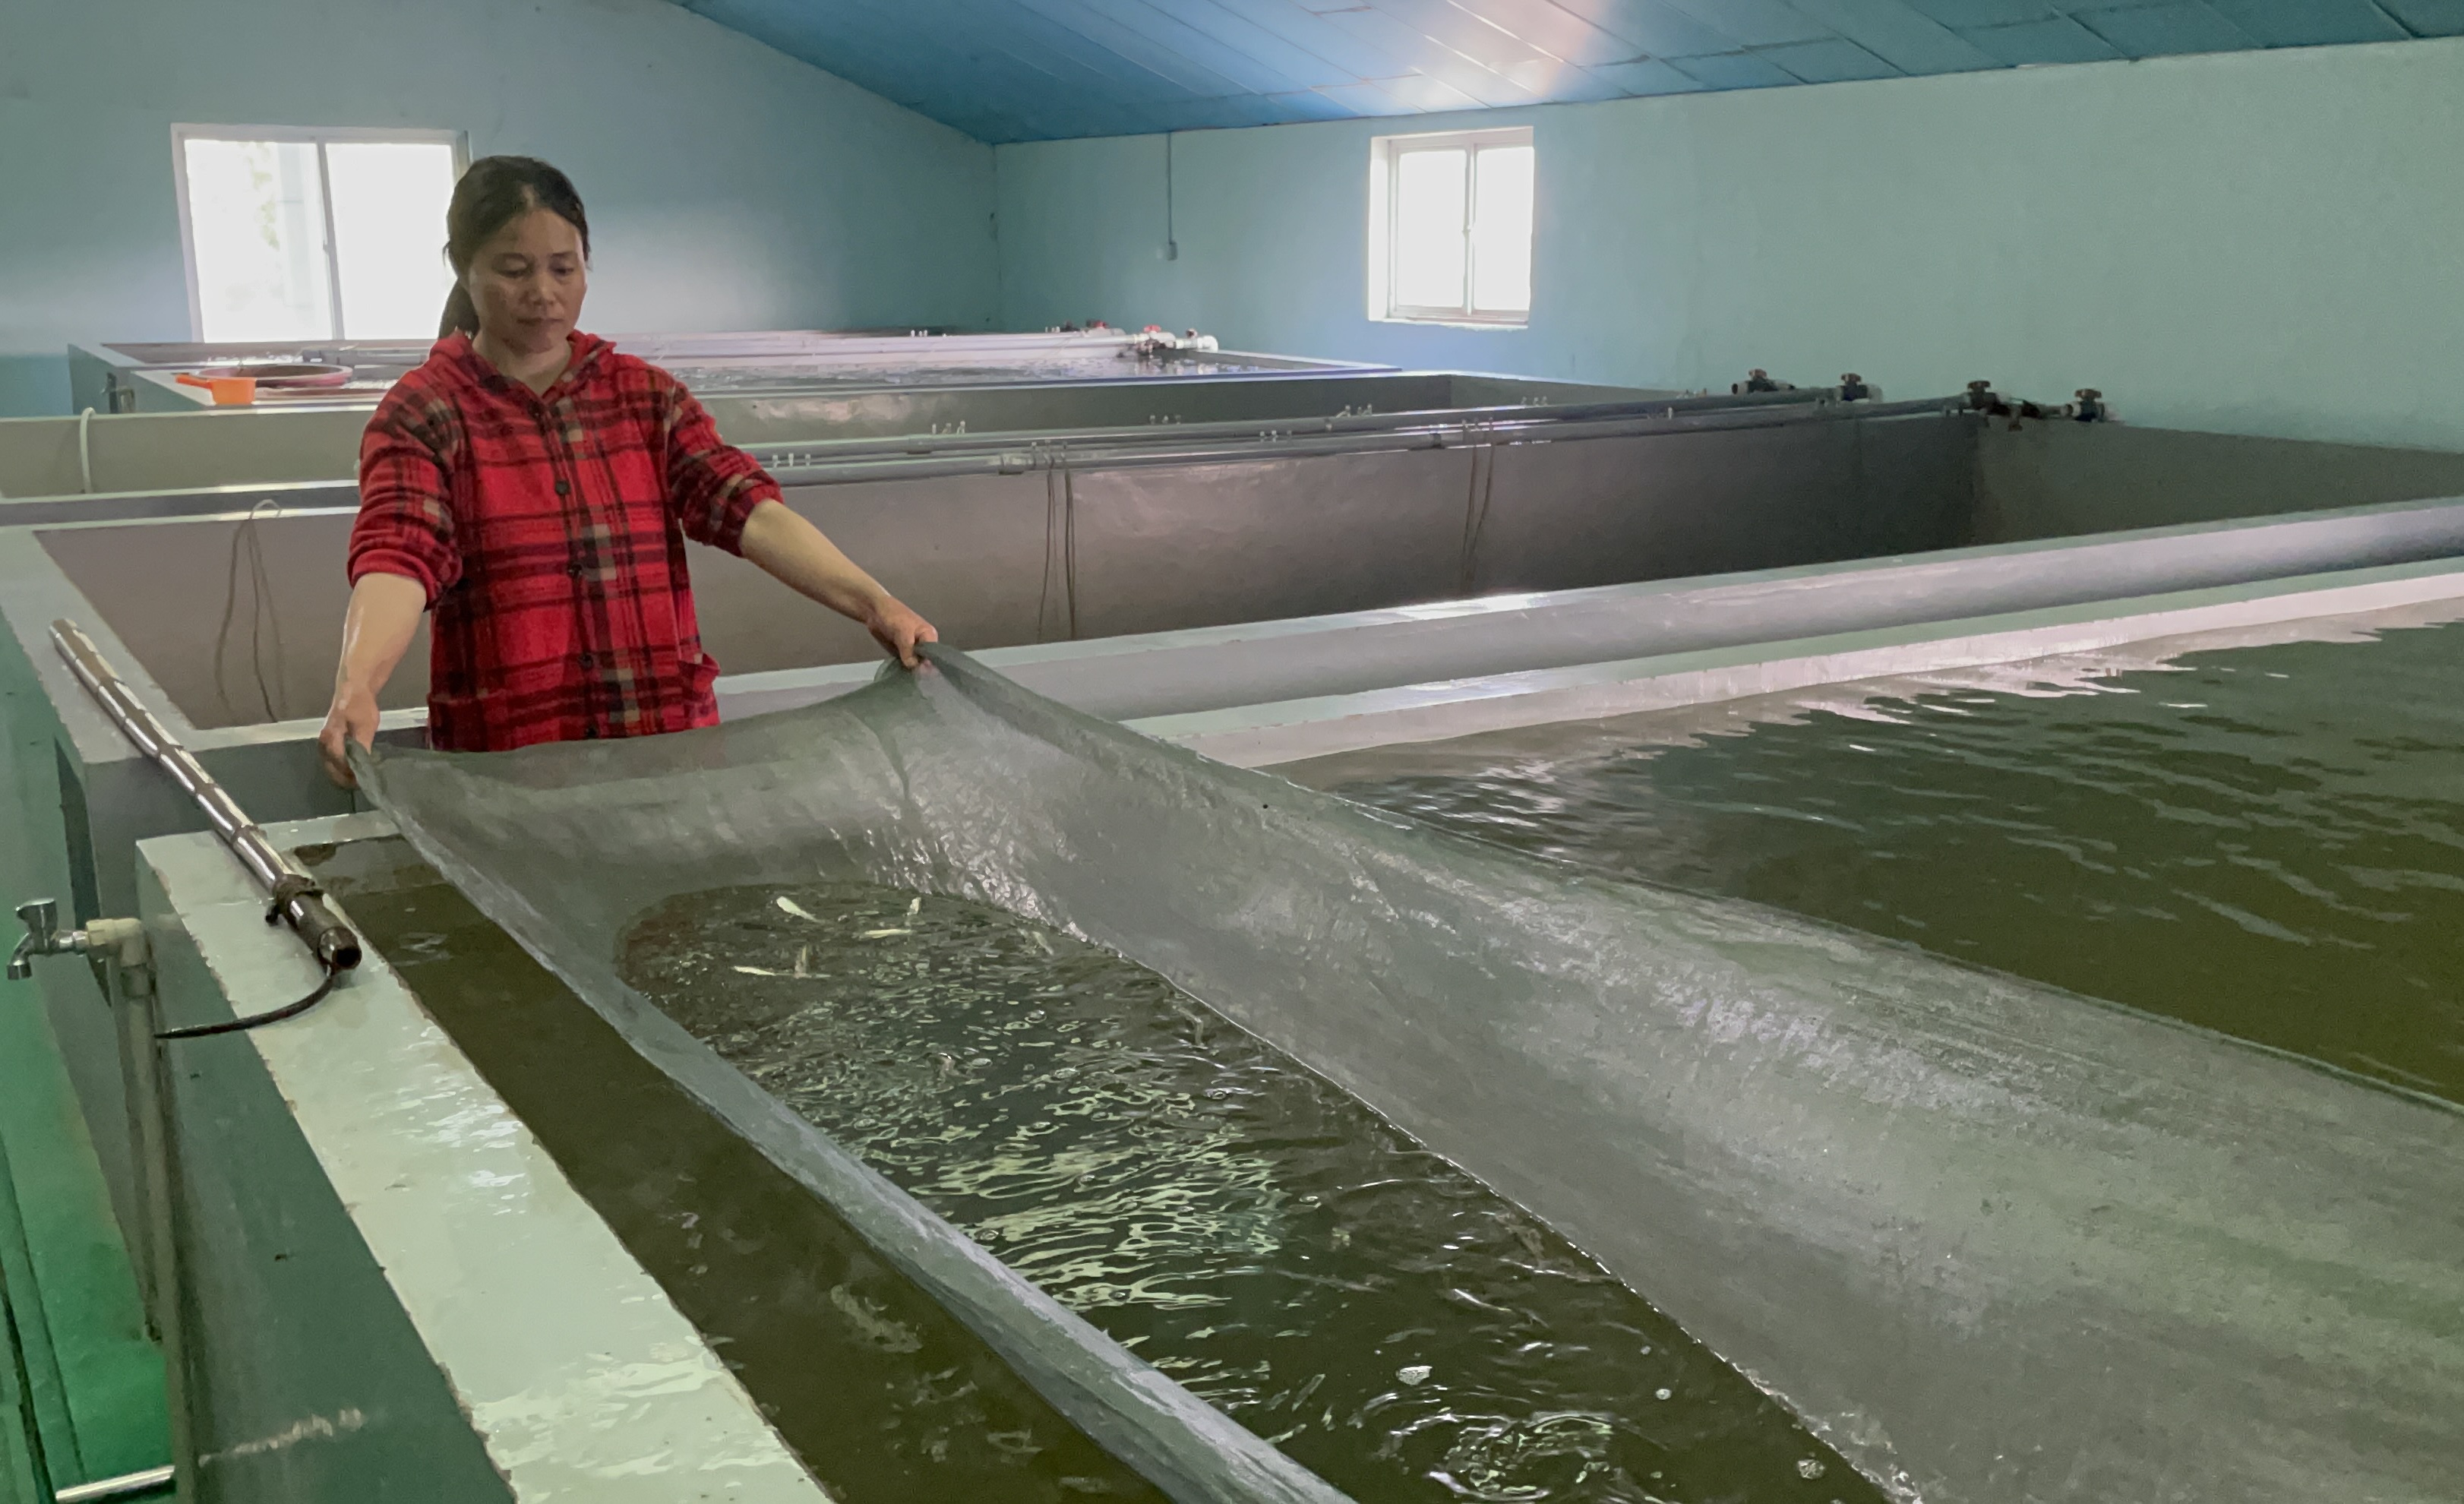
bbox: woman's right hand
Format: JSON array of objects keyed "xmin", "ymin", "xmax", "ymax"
[
  {"xmin": 319, "ymin": 684, "xmax": 381, "ymax": 788},
  {"xmin": 321, "ymin": 573, "xmax": 429, "ymax": 788}
]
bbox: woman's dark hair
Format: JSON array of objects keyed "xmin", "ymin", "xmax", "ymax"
[{"xmin": 438, "ymin": 156, "xmax": 591, "ymax": 338}]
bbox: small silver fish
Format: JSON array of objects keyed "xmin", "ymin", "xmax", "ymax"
[
  {"xmin": 858, "ymin": 927, "xmax": 911, "ymax": 940},
  {"xmin": 906, "ymin": 897, "xmax": 921, "ymax": 920},
  {"xmin": 732, "ymin": 965, "xmax": 788, "ymax": 978},
  {"xmin": 774, "ymin": 896, "xmax": 821, "ymax": 923}
]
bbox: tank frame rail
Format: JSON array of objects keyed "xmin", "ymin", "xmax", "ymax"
[
  {"xmin": 764, "ymin": 394, "xmax": 1964, "ymax": 485},
  {"xmin": 46, "ymin": 622, "xmax": 359, "ymax": 980},
  {"xmin": 744, "ymin": 382, "xmax": 1870, "ymax": 471}
]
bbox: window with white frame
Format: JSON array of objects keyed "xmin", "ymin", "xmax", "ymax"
[
  {"xmin": 1369, "ymin": 127, "xmax": 1534, "ymax": 327},
  {"xmin": 174, "ymin": 126, "xmax": 467, "ymax": 342}
]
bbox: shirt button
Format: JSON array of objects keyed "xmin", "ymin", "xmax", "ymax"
[
  {"xmin": 580, "ymin": 652, "xmax": 595, "ymax": 668},
  {"xmin": 567, "ymin": 561, "xmax": 583, "ymax": 577},
  {"xmin": 554, "ymin": 479, "xmax": 570, "ymax": 496},
  {"xmin": 583, "ymin": 725, "xmax": 600, "ymax": 739}
]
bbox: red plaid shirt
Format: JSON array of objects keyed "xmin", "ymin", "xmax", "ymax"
[{"xmin": 350, "ymin": 331, "xmax": 779, "ymax": 752}]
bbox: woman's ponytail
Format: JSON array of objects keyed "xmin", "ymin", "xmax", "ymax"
[{"xmin": 438, "ymin": 279, "xmax": 480, "ymax": 339}]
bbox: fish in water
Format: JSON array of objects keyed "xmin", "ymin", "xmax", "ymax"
[{"xmin": 775, "ymin": 896, "xmax": 822, "ymax": 924}]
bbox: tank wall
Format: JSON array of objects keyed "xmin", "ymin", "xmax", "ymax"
[
  {"xmin": 140, "ymin": 882, "xmax": 520, "ymax": 1503},
  {"xmin": 0, "ymin": 409, "xmax": 373, "ymax": 501},
  {"xmin": 1470, "ymin": 414, "xmax": 1973, "ymax": 595},
  {"xmin": 1445, "ymin": 374, "xmax": 1679, "ymax": 408},
  {"xmin": 1, "ymin": 375, "xmax": 1474, "ymax": 500},
  {"xmin": 39, "ymin": 517, "xmax": 434, "ymax": 730},
  {"xmin": 36, "ymin": 413, "xmax": 1975, "ymax": 733},
  {"xmin": 1972, "ymin": 422, "xmax": 2464, "ymax": 542},
  {"xmin": 700, "ymin": 372, "xmax": 1460, "ymax": 444}
]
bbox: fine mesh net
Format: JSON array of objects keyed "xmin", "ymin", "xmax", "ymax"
[{"xmin": 359, "ymin": 648, "xmax": 2464, "ymax": 1504}]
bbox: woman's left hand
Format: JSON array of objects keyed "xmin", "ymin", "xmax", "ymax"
[{"xmin": 867, "ymin": 599, "xmax": 940, "ymax": 669}]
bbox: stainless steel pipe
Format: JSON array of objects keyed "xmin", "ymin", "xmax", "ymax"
[
  {"xmin": 767, "ymin": 395, "xmax": 1963, "ymax": 486},
  {"xmin": 51, "ymin": 621, "xmax": 360, "ymax": 976},
  {"xmin": 745, "ymin": 383, "xmax": 1857, "ymax": 470},
  {"xmin": 55, "ymin": 1465, "xmax": 176, "ymax": 1502}
]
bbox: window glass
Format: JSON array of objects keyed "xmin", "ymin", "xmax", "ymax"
[
  {"xmin": 183, "ymin": 137, "xmax": 333, "ymax": 342},
  {"xmin": 1392, "ymin": 147, "xmax": 1469, "ymax": 311},
  {"xmin": 327, "ymin": 141, "xmax": 461, "ymax": 339},
  {"xmin": 1470, "ymin": 144, "xmax": 1535, "ymax": 315},
  {"xmin": 1374, "ymin": 129, "xmax": 1532, "ymax": 324}
]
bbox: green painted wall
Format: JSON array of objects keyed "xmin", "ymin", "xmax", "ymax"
[
  {"xmin": 995, "ymin": 38, "xmax": 2464, "ymax": 452},
  {"xmin": 0, "ymin": 0, "xmax": 999, "ymax": 417}
]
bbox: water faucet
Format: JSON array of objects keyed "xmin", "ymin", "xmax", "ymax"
[
  {"xmin": 9, "ymin": 899, "xmax": 60, "ymax": 979},
  {"xmin": 7, "ymin": 899, "xmax": 142, "ymax": 980}
]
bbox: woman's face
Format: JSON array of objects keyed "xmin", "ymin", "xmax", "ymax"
[{"xmin": 468, "ymin": 207, "xmax": 586, "ymax": 355}]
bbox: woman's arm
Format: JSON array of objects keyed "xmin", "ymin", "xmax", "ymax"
[
  {"xmin": 738, "ymin": 501, "xmax": 938, "ymax": 668},
  {"xmin": 659, "ymin": 381, "xmax": 936, "ymax": 667},
  {"xmin": 317, "ymin": 573, "xmax": 427, "ymax": 787}
]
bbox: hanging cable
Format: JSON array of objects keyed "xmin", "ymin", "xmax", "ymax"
[
  {"xmin": 157, "ymin": 959, "xmax": 342, "ymax": 1041},
  {"xmin": 1164, "ymin": 132, "xmax": 1178, "ymax": 262},
  {"xmin": 214, "ymin": 499, "xmax": 289, "ymax": 723},
  {"xmin": 1037, "ymin": 457, "xmax": 1062, "ymax": 643},
  {"xmin": 78, "ymin": 406, "xmax": 96, "ymax": 494}
]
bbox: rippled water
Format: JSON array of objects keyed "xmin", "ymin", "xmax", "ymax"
[
  {"xmin": 1303, "ymin": 620, "xmax": 2464, "ymax": 1105},
  {"xmin": 621, "ymin": 884, "xmax": 1872, "ymax": 1504}
]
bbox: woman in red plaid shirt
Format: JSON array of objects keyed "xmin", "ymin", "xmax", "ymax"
[{"xmin": 317, "ymin": 157, "xmax": 936, "ymax": 783}]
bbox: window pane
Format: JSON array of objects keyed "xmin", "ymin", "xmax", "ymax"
[
  {"xmin": 1392, "ymin": 147, "xmax": 1468, "ymax": 311},
  {"xmin": 1470, "ymin": 144, "xmax": 1534, "ymax": 314},
  {"xmin": 184, "ymin": 138, "xmax": 333, "ymax": 342},
  {"xmin": 327, "ymin": 141, "xmax": 460, "ymax": 339}
]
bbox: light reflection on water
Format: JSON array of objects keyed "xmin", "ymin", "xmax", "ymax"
[
  {"xmin": 621, "ymin": 885, "xmax": 1869, "ymax": 1504},
  {"xmin": 1304, "ymin": 621, "xmax": 2464, "ymax": 1106}
]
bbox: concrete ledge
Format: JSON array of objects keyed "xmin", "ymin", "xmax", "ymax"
[
  {"xmin": 1144, "ymin": 557, "xmax": 2464, "ymax": 768},
  {"xmin": 139, "ymin": 825, "xmax": 828, "ymax": 1502}
]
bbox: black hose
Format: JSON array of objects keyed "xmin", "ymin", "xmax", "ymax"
[{"xmin": 156, "ymin": 960, "xmax": 342, "ymax": 1041}]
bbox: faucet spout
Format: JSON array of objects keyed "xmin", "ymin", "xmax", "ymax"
[{"xmin": 10, "ymin": 899, "xmax": 59, "ymax": 981}]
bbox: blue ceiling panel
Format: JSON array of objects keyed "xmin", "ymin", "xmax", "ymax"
[
  {"xmin": 1049, "ymin": 0, "xmax": 1330, "ymax": 90},
  {"xmin": 1152, "ymin": 2, "xmax": 1366, "ymax": 85},
  {"xmin": 2073, "ymin": 2, "xmax": 2257, "ymax": 52},
  {"xmin": 2384, "ymin": 0, "xmax": 2464, "ymax": 32},
  {"xmin": 671, "ymin": 0, "xmax": 2456, "ymax": 142},
  {"xmin": 1560, "ymin": 0, "xmax": 1743, "ymax": 57},
  {"xmin": 1321, "ymin": 8, "xmax": 1548, "ymax": 104},
  {"xmin": 1666, "ymin": 47, "xmax": 1806, "ymax": 82},
  {"xmin": 1761, "ymin": 34, "xmax": 1906, "ymax": 74},
  {"xmin": 1783, "ymin": 0, "xmax": 2005, "ymax": 71},
  {"xmin": 1959, "ymin": 13, "xmax": 2128, "ymax": 58},
  {"xmin": 1308, "ymin": 78, "xmax": 1429, "ymax": 112},
  {"xmin": 1204, "ymin": 0, "xmax": 1431, "ymax": 77},
  {"xmin": 1586, "ymin": 55, "xmax": 1718, "ymax": 89},
  {"xmin": 2204, "ymin": 0, "xmax": 2412, "ymax": 44},
  {"xmin": 1897, "ymin": 0, "xmax": 2059, "ymax": 30},
  {"xmin": 1370, "ymin": 65, "xmax": 1505, "ymax": 107},
  {"xmin": 1661, "ymin": 0, "xmax": 1840, "ymax": 45}
]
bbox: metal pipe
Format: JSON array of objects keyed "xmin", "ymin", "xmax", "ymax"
[
  {"xmin": 745, "ymin": 383, "xmax": 1849, "ymax": 469},
  {"xmin": 770, "ymin": 395, "xmax": 1963, "ymax": 487},
  {"xmin": 49, "ymin": 621, "xmax": 361, "ymax": 975},
  {"xmin": 55, "ymin": 1465, "xmax": 175, "ymax": 1502}
]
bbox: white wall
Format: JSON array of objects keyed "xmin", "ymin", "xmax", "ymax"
[
  {"xmin": 0, "ymin": 0, "xmax": 1000, "ymax": 415},
  {"xmin": 997, "ymin": 39, "xmax": 2464, "ymax": 451}
]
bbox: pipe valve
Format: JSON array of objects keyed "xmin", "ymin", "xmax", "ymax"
[{"xmin": 9, "ymin": 899, "xmax": 147, "ymax": 979}]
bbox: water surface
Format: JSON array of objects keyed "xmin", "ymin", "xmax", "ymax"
[
  {"xmin": 622, "ymin": 883, "xmax": 1874, "ymax": 1504},
  {"xmin": 1299, "ymin": 620, "xmax": 2464, "ymax": 1104}
]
